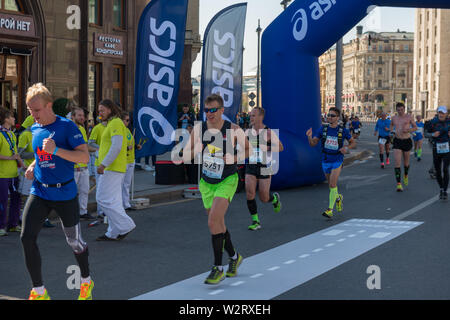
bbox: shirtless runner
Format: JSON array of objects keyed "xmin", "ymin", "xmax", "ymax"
[{"xmin": 390, "ymin": 102, "xmax": 417, "ymax": 192}]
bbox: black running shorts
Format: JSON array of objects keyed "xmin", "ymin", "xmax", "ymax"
[{"xmin": 393, "ymin": 137, "xmax": 413, "ymax": 152}]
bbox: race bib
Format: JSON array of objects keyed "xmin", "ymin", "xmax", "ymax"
[
  {"xmin": 325, "ymin": 136, "xmax": 339, "ymax": 151},
  {"xmin": 378, "ymin": 138, "xmax": 387, "ymax": 145},
  {"xmin": 436, "ymin": 142, "xmax": 450, "ymax": 154},
  {"xmin": 202, "ymin": 154, "xmax": 224, "ymax": 179},
  {"xmin": 354, "ymin": 129, "xmax": 360, "ymax": 134},
  {"xmin": 249, "ymin": 147, "xmax": 263, "ymax": 164},
  {"xmin": 416, "ymin": 127, "xmax": 424, "ymax": 134}
]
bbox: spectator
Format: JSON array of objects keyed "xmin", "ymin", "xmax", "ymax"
[
  {"xmin": 121, "ymin": 112, "xmax": 137, "ymax": 210},
  {"xmin": 178, "ymin": 104, "xmax": 195, "ymax": 129},
  {"xmin": 0, "ymin": 107, "xmax": 24, "ymax": 236}
]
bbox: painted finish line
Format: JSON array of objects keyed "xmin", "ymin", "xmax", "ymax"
[{"xmin": 132, "ymin": 219, "xmax": 423, "ymax": 300}]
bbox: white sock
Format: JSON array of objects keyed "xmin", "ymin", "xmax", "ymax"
[
  {"xmin": 81, "ymin": 276, "xmax": 91, "ymax": 284},
  {"xmin": 33, "ymin": 286, "xmax": 45, "ymax": 295},
  {"xmin": 231, "ymin": 253, "xmax": 238, "ymax": 260}
]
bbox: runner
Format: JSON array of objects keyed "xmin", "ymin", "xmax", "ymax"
[
  {"xmin": 183, "ymin": 94, "xmax": 251, "ymax": 285},
  {"xmin": 390, "ymin": 102, "xmax": 417, "ymax": 192},
  {"xmin": 374, "ymin": 112, "xmax": 391, "ymax": 169},
  {"xmin": 350, "ymin": 116, "xmax": 362, "ymax": 140},
  {"xmin": 21, "ymin": 83, "xmax": 94, "ymax": 300},
  {"xmin": 426, "ymin": 106, "xmax": 450, "ymax": 200},
  {"xmin": 245, "ymin": 107, "xmax": 283, "ymax": 231},
  {"xmin": 306, "ymin": 107, "xmax": 356, "ymax": 219},
  {"xmin": 413, "ymin": 114, "xmax": 425, "ymax": 162}
]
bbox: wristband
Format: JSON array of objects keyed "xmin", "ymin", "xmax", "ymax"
[{"xmin": 53, "ymin": 147, "xmax": 59, "ymax": 155}]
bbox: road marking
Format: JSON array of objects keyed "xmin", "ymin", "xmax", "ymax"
[
  {"xmin": 391, "ymin": 194, "xmax": 439, "ymax": 221},
  {"xmin": 325, "ymin": 243, "xmax": 335, "ymax": 247},
  {"xmin": 132, "ymin": 219, "xmax": 422, "ymax": 300},
  {"xmin": 0, "ymin": 294, "xmax": 23, "ymax": 300},
  {"xmin": 323, "ymin": 229, "xmax": 345, "ymax": 236}
]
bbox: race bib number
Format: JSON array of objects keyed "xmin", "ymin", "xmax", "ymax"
[
  {"xmin": 354, "ymin": 129, "xmax": 360, "ymax": 134},
  {"xmin": 416, "ymin": 127, "xmax": 424, "ymax": 134},
  {"xmin": 436, "ymin": 142, "xmax": 450, "ymax": 154},
  {"xmin": 325, "ymin": 136, "xmax": 339, "ymax": 151},
  {"xmin": 378, "ymin": 138, "xmax": 387, "ymax": 145},
  {"xmin": 202, "ymin": 154, "xmax": 224, "ymax": 179}
]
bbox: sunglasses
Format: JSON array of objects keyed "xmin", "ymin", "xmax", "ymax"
[
  {"xmin": 327, "ymin": 114, "xmax": 338, "ymax": 118},
  {"xmin": 204, "ymin": 107, "xmax": 221, "ymax": 114}
]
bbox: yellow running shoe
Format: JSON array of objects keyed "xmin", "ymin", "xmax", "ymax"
[
  {"xmin": 336, "ymin": 194, "xmax": 343, "ymax": 212},
  {"xmin": 396, "ymin": 183, "xmax": 403, "ymax": 192},
  {"xmin": 403, "ymin": 175, "xmax": 408, "ymax": 186},
  {"xmin": 78, "ymin": 280, "xmax": 94, "ymax": 300},
  {"xmin": 28, "ymin": 289, "xmax": 50, "ymax": 300},
  {"xmin": 322, "ymin": 209, "xmax": 333, "ymax": 219}
]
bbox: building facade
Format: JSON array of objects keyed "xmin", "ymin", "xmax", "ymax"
[
  {"xmin": 319, "ymin": 28, "xmax": 414, "ymax": 116},
  {"xmin": 413, "ymin": 8, "xmax": 450, "ymax": 119},
  {"xmin": 0, "ymin": 0, "xmax": 200, "ymax": 124}
]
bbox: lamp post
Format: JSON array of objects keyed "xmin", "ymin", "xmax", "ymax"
[
  {"xmin": 256, "ymin": 19, "xmax": 262, "ymax": 108},
  {"xmin": 280, "ymin": 0, "xmax": 292, "ymax": 10}
]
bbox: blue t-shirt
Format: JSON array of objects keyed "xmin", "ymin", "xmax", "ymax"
[
  {"xmin": 413, "ymin": 121, "xmax": 424, "ymax": 140},
  {"xmin": 313, "ymin": 125, "xmax": 352, "ymax": 163},
  {"xmin": 351, "ymin": 121, "xmax": 361, "ymax": 130},
  {"xmin": 30, "ymin": 116, "xmax": 85, "ymax": 201},
  {"xmin": 375, "ymin": 119, "xmax": 391, "ymax": 137}
]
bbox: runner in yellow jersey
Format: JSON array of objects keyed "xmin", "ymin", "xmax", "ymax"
[
  {"xmin": 121, "ymin": 111, "xmax": 138, "ymax": 210},
  {"xmin": 95, "ymin": 100, "xmax": 135, "ymax": 241}
]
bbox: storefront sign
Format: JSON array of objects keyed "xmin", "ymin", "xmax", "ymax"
[
  {"xmin": 94, "ymin": 33, "xmax": 124, "ymax": 58},
  {"xmin": 0, "ymin": 13, "xmax": 35, "ymax": 37}
]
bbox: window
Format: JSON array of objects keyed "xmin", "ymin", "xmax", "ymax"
[
  {"xmin": 89, "ymin": 0, "xmax": 102, "ymax": 25},
  {"xmin": 0, "ymin": 0, "xmax": 23, "ymax": 12},
  {"xmin": 378, "ymin": 45, "xmax": 383, "ymax": 52},
  {"xmin": 113, "ymin": 0, "xmax": 125, "ymax": 29},
  {"xmin": 404, "ymin": 44, "xmax": 409, "ymax": 52},
  {"xmin": 378, "ymin": 56, "xmax": 382, "ymax": 63},
  {"xmin": 113, "ymin": 65, "xmax": 124, "ymax": 109},
  {"xmin": 378, "ymin": 80, "xmax": 382, "ymax": 88},
  {"xmin": 378, "ymin": 68, "xmax": 382, "ymax": 75},
  {"xmin": 88, "ymin": 63, "xmax": 101, "ymax": 117}
]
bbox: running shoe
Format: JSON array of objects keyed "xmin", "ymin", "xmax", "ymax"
[
  {"xmin": 381, "ymin": 162, "xmax": 385, "ymax": 169},
  {"xmin": 0, "ymin": 229, "xmax": 8, "ymax": 236},
  {"xmin": 248, "ymin": 221, "xmax": 261, "ymax": 231},
  {"xmin": 443, "ymin": 191, "xmax": 448, "ymax": 201},
  {"xmin": 28, "ymin": 289, "xmax": 50, "ymax": 300},
  {"xmin": 272, "ymin": 192, "xmax": 281, "ymax": 213},
  {"xmin": 336, "ymin": 194, "xmax": 343, "ymax": 212},
  {"xmin": 78, "ymin": 280, "xmax": 94, "ymax": 300},
  {"xmin": 204, "ymin": 266, "xmax": 225, "ymax": 285},
  {"xmin": 226, "ymin": 253, "xmax": 243, "ymax": 278},
  {"xmin": 403, "ymin": 175, "xmax": 409, "ymax": 186},
  {"xmin": 396, "ymin": 183, "xmax": 403, "ymax": 192},
  {"xmin": 440, "ymin": 190, "xmax": 444, "ymax": 200},
  {"xmin": 7, "ymin": 226, "xmax": 21, "ymax": 233},
  {"xmin": 322, "ymin": 209, "xmax": 333, "ymax": 219},
  {"xmin": 386, "ymin": 158, "xmax": 390, "ymax": 165}
]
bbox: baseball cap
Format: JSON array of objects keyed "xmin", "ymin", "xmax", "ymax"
[{"xmin": 437, "ymin": 106, "xmax": 448, "ymax": 113}]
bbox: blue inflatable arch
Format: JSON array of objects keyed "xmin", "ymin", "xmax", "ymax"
[{"xmin": 261, "ymin": 0, "xmax": 450, "ymax": 190}]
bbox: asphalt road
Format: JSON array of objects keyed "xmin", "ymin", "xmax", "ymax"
[{"xmin": 1, "ymin": 122, "xmax": 449, "ymax": 300}]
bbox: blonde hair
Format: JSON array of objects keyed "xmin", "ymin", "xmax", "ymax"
[{"xmin": 26, "ymin": 83, "xmax": 53, "ymax": 105}]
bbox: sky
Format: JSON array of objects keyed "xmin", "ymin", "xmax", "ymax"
[{"xmin": 191, "ymin": 1, "xmax": 415, "ymax": 77}]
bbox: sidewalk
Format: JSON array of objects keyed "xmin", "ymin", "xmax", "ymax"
[{"xmin": 85, "ymin": 146, "xmax": 372, "ymax": 213}]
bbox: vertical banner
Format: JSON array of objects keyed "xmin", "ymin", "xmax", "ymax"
[
  {"xmin": 134, "ymin": 0, "xmax": 188, "ymax": 158},
  {"xmin": 200, "ymin": 3, "xmax": 247, "ymax": 122}
]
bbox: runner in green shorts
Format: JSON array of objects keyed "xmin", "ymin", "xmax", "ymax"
[{"xmin": 184, "ymin": 94, "xmax": 251, "ymax": 285}]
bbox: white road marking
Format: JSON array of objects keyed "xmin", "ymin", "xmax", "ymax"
[
  {"xmin": 250, "ymin": 273, "xmax": 264, "ymax": 279},
  {"xmin": 209, "ymin": 289, "xmax": 224, "ymax": 295},
  {"xmin": 284, "ymin": 260, "xmax": 296, "ymax": 265},
  {"xmin": 369, "ymin": 232, "xmax": 391, "ymax": 239},
  {"xmin": 323, "ymin": 229, "xmax": 345, "ymax": 236},
  {"xmin": 391, "ymin": 194, "xmax": 439, "ymax": 221},
  {"xmin": 267, "ymin": 266, "xmax": 280, "ymax": 271},
  {"xmin": 312, "ymin": 248, "xmax": 323, "ymax": 253},
  {"xmin": 299, "ymin": 254, "xmax": 310, "ymax": 258},
  {"xmin": 325, "ymin": 243, "xmax": 335, "ymax": 247},
  {"xmin": 230, "ymin": 281, "xmax": 245, "ymax": 287}
]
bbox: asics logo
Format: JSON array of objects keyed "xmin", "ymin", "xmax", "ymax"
[
  {"xmin": 291, "ymin": 0, "xmax": 337, "ymax": 42},
  {"xmin": 138, "ymin": 107, "xmax": 174, "ymax": 146}
]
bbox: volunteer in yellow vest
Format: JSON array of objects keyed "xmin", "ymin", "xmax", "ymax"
[
  {"xmin": 18, "ymin": 118, "xmax": 35, "ymax": 197},
  {"xmin": 121, "ymin": 112, "xmax": 138, "ymax": 210},
  {"xmin": 0, "ymin": 107, "xmax": 24, "ymax": 236},
  {"xmin": 72, "ymin": 108, "xmax": 96, "ymax": 220},
  {"xmin": 96, "ymin": 100, "xmax": 135, "ymax": 241}
]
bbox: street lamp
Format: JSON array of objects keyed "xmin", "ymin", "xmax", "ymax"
[
  {"xmin": 280, "ymin": 0, "xmax": 292, "ymax": 10},
  {"xmin": 256, "ymin": 19, "xmax": 262, "ymax": 108}
]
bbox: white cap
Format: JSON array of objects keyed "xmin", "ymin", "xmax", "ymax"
[{"xmin": 437, "ymin": 106, "xmax": 448, "ymax": 113}]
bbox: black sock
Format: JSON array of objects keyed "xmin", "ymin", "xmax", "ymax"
[
  {"xmin": 211, "ymin": 233, "xmax": 225, "ymax": 266},
  {"xmin": 380, "ymin": 154, "xmax": 384, "ymax": 163},
  {"xmin": 224, "ymin": 230, "xmax": 236, "ymax": 258},
  {"xmin": 386, "ymin": 152, "xmax": 390, "ymax": 159},
  {"xmin": 247, "ymin": 199, "xmax": 257, "ymax": 215},
  {"xmin": 74, "ymin": 247, "xmax": 90, "ymax": 279},
  {"xmin": 404, "ymin": 166, "xmax": 410, "ymax": 176},
  {"xmin": 395, "ymin": 167, "xmax": 401, "ymax": 183}
]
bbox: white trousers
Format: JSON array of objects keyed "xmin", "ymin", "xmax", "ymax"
[
  {"xmin": 122, "ymin": 163, "xmax": 135, "ymax": 209},
  {"xmin": 74, "ymin": 168, "xmax": 90, "ymax": 215},
  {"xmin": 96, "ymin": 170, "xmax": 136, "ymax": 239},
  {"xmin": 94, "ymin": 167, "xmax": 103, "ymax": 215}
]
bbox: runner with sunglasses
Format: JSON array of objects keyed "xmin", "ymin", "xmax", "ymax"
[
  {"xmin": 183, "ymin": 94, "xmax": 251, "ymax": 285},
  {"xmin": 307, "ymin": 107, "xmax": 355, "ymax": 219}
]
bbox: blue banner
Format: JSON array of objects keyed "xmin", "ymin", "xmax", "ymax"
[
  {"xmin": 200, "ymin": 3, "xmax": 247, "ymax": 122},
  {"xmin": 134, "ymin": 0, "xmax": 188, "ymax": 158}
]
